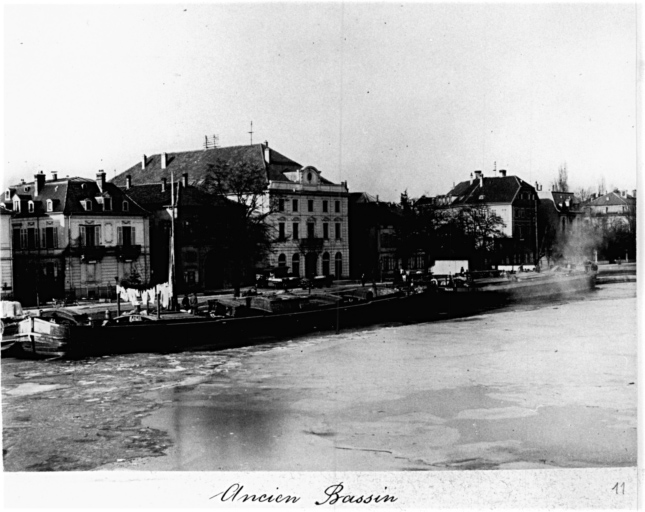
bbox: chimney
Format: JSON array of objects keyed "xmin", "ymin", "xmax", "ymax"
[
  {"xmin": 126, "ymin": 175, "xmax": 132, "ymax": 190},
  {"xmin": 34, "ymin": 171, "xmax": 46, "ymax": 196},
  {"xmin": 141, "ymin": 154, "xmax": 147, "ymax": 170},
  {"xmin": 182, "ymin": 173, "xmax": 188, "ymax": 187},
  {"xmin": 632, "ymin": 189, "xmax": 636, "ymax": 198},
  {"xmin": 499, "ymin": 169, "xmax": 507, "ymax": 177},
  {"xmin": 51, "ymin": 171, "xmax": 58, "ymax": 181},
  {"xmin": 474, "ymin": 170, "xmax": 483, "ymax": 187},
  {"xmin": 161, "ymin": 153, "xmax": 168, "ymax": 169},
  {"xmin": 264, "ymin": 141, "xmax": 270, "ymax": 164},
  {"xmin": 470, "ymin": 172, "xmax": 474, "ymax": 184},
  {"xmin": 161, "ymin": 178, "xmax": 167, "ymax": 192},
  {"xmin": 96, "ymin": 170, "xmax": 106, "ymax": 192}
]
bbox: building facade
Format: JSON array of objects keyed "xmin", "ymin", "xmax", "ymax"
[
  {"xmin": 267, "ymin": 166, "xmax": 349, "ymax": 278},
  {"xmin": 433, "ymin": 169, "xmax": 540, "ymax": 268},
  {"xmin": 0, "ymin": 206, "xmax": 13, "ymax": 298},
  {"xmin": 3, "ymin": 171, "xmax": 150, "ymax": 305},
  {"xmin": 112, "ymin": 143, "xmax": 351, "ymax": 282}
]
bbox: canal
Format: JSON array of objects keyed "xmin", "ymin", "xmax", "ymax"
[{"xmin": 1, "ymin": 282, "xmax": 637, "ymax": 471}]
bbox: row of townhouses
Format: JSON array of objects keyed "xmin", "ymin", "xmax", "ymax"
[{"xmin": 0, "ymin": 142, "xmax": 636, "ymax": 305}]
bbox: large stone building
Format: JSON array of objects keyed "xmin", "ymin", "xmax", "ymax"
[
  {"xmin": 3, "ymin": 171, "xmax": 150, "ymax": 305},
  {"xmin": 112, "ymin": 143, "xmax": 351, "ymax": 281},
  {"xmin": 430, "ymin": 169, "xmax": 540, "ymax": 268}
]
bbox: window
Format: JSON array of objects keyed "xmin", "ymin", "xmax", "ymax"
[
  {"xmin": 307, "ymin": 223, "xmax": 315, "ymax": 239},
  {"xmin": 292, "ymin": 222, "xmax": 299, "ymax": 240},
  {"xmin": 4, "ymin": 191, "xmax": 10, "ymax": 201},
  {"xmin": 335, "ymin": 252, "xmax": 343, "ymax": 278},
  {"xmin": 13, "ymin": 228, "xmax": 20, "ymax": 249},
  {"xmin": 335, "ymin": 222, "xmax": 341, "ymax": 240},
  {"xmin": 292, "ymin": 199, "xmax": 298, "ymax": 212},
  {"xmin": 308, "ymin": 199, "xmax": 314, "ymax": 212},
  {"xmin": 80, "ymin": 225, "xmax": 101, "ymax": 247},
  {"xmin": 41, "ymin": 227, "xmax": 58, "ymax": 249},
  {"xmin": 27, "ymin": 228, "xmax": 37, "ymax": 249},
  {"xmin": 82, "ymin": 200, "xmax": 92, "ymax": 211},
  {"xmin": 184, "ymin": 270, "xmax": 196, "ymax": 285},
  {"xmin": 46, "ymin": 200, "xmax": 53, "ymax": 212},
  {"xmin": 322, "ymin": 252, "xmax": 330, "ymax": 276},
  {"xmin": 104, "ymin": 197, "xmax": 112, "ymax": 211},
  {"xmin": 278, "ymin": 222, "xmax": 285, "ymax": 240},
  {"xmin": 278, "ymin": 198, "xmax": 285, "ymax": 212},
  {"xmin": 13, "ymin": 200, "xmax": 20, "ymax": 212},
  {"xmin": 292, "ymin": 254, "xmax": 300, "ymax": 276},
  {"xmin": 28, "ymin": 201, "xmax": 34, "ymax": 213},
  {"xmin": 117, "ymin": 226, "xmax": 136, "ymax": 246},
  {"xmin": 323, "ymin": 223, "xmax": 329, "ymax": 239},
  {"xmin": 335, "ymin": 201, "xmax": 340, "ymax": 213},
  {"xmin": 322, "ymin": 200, "xmax": 328, "ymax": 212},
  {"xmin": 278, "ymin": 253, "xmax": 287, "ymax": 267},
  {"xmin": 122, "ymin": 201, "xmax": 129, "ymax": 212},
  {"xmin": 307, "ymin": 172, "xmax": 313, "ymax": 182}
]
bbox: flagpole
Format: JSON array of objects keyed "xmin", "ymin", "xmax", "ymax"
[{"xmin": 170, "ymin": 167, "xmax": 176, "ymax": 310}]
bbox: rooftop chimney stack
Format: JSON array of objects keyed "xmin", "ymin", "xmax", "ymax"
[
  {"xmin": 264, "ymin": 141, "xmax": 270, "ymax": 164},
  {"xmin": 161, "ymin": 178, "xmax": 167, "ymax": 192},
  {"xmin": 51, "ymin": 171, "xmax": 58, "ymax": 181},
  {"xmin": 499, "ymin": 169, "xmax": 507, "ymax": 177},
  {"xmin": 35, "ymin": 171, "xmax": 46, "ymax": 196},
  {"xmin": 161, "ymin": 153, "xmax": 168, "ymax": 170},
  {"xmin": 474, "ymin": 170, "xmax": 483, "ymax": 187},
  {"xmin": 126, "ymin": 175, "xmax": 132, "ymax": 190},
  {"xmin": 141, "ymin": 155, "xmax": 147, "ymax": 170},
  {"xmin": 470, "ymin": 172, "xmax": 474, "ymax": 184},
  {"xmin": 96, "ymin": 170, "xmax": 106, "ymax": 192},
  {"xmin": 182, "ymin": 173, "xmax": 188, "ymax": 187}
]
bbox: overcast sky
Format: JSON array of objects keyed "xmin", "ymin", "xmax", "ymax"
[{"xmin": 4, "ymin": 3, "xmax": 638, "ymax": 201}]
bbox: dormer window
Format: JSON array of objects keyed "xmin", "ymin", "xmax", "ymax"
[
  {"xmin": 122, "ymin": 200, "xmax": 129, "ymax": 212},
  {"xmin": 4, "ymin": 191, "xmax": 10, "ymax": 201},
  {"xmin": 307, "ymin": 172, "xmax": 312, "ymax": 182},
  {"xmin": 82, "ymin": 200, "xmax": 92, "ymax": 211},
  {"xmin": 47, "ymin": 199, "xmax": 53, "ymax": 212},
  {"xmin": 28, "ymin": 201, "xmax": 35, "ymax": 213},
  {"xmin": 13, "ymin": 200, "xmax": 20, "ymax": 212},
  {"xmin": 104, "ymin": 197, "xmax": 112, "ymax": 211}
]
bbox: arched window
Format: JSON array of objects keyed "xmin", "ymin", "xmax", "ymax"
[
  {"xmin": 122, "ymin": 200, "xmax": 129, "ymax": 212},
  {"xmin": 28, "ymin": 201, "xmax": 35, "ymax": 213},
  {"xmin": 292, "ymin": 253, "xmax": 300, "ymax": 276},
  {"xmin": 335, "ymin": 252, "xmax": 343, "ymax": 279},
  {"xmin": 278, "ymin": 253, "xmax": 287, "ymax": 267},
  {"xmin": 322, "ymin": 252, "xmax": 330, "ymax": 276},
  {"xmin": 46, "ymin": 199, "xmax": 53, "ymax": 212}
]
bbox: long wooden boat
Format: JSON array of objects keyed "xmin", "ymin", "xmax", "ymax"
[
  {"xmin": 15, "ymin": 286, "xmax": 439, "ymax": 358},
  {"xmin": 10, "ymin": 270, "xmax": 597, "ymax": 359}
]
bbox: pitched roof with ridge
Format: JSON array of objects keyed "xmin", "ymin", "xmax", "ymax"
[
  {"xmin": 586, "ymin": 191, "xmax": 635, "ymax": 207},
  {"xmin": 111, "ymin": 144, "xmax": 304, "ymax": 189},
  {"xmin": 446, "ymin": 175, "xmax": 536, "ymax": 205},
  {"xmin": 5, "ymin": 176, "xmax": 147, "ymax": 217}
]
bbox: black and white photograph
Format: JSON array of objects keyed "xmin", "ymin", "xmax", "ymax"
[{"xmin": 1, "ymin": 2, "xmax": 639, "ymax": 509}]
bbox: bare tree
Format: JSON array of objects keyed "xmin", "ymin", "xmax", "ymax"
[
  {"xmin": 550, "ymin": 163, "xmax": 569, "ymax": 192},
  {"xmin": 597, "ymin": 176, "xmax": 607, "ymax": 196}
]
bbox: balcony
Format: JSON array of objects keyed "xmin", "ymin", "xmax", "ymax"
[
  {"xmin": 299, "ymin": 237, "xmax": 325, "ymax": 253},
  {"xmin": 78, "ymin": 245, "xmax": 107, "ymax": 263},
  {"xmin": 116, "ymin": 244, "xmax": 142, "ymax": 262}
]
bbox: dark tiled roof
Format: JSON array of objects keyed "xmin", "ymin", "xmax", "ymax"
[
  {"xmin": 446, "ymin": 175, "xmax": 535, "ymax": 204},
  {"xmin": 111, "ymin": 144, "xmax": 303, "ymax": 189},
  {"xmin": 4, "ymin": 176, "xmax": 147, "ymax": 217},
  {"xmin": 349, "ymin": 192, "xmax": 379, "ymax": 204},
  {"xmin": 124, "ymin": 183, "xmax": 233, "ymax": 209}
]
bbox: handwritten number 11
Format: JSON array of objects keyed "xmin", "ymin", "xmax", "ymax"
[{"xmin": 612, "ymin": 483, "xmax": 625, "ymax": 495}]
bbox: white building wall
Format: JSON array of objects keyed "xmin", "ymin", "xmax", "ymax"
[{"xmin": 0, "ymin": 213, "xmax": 13, "ymax": 296}]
